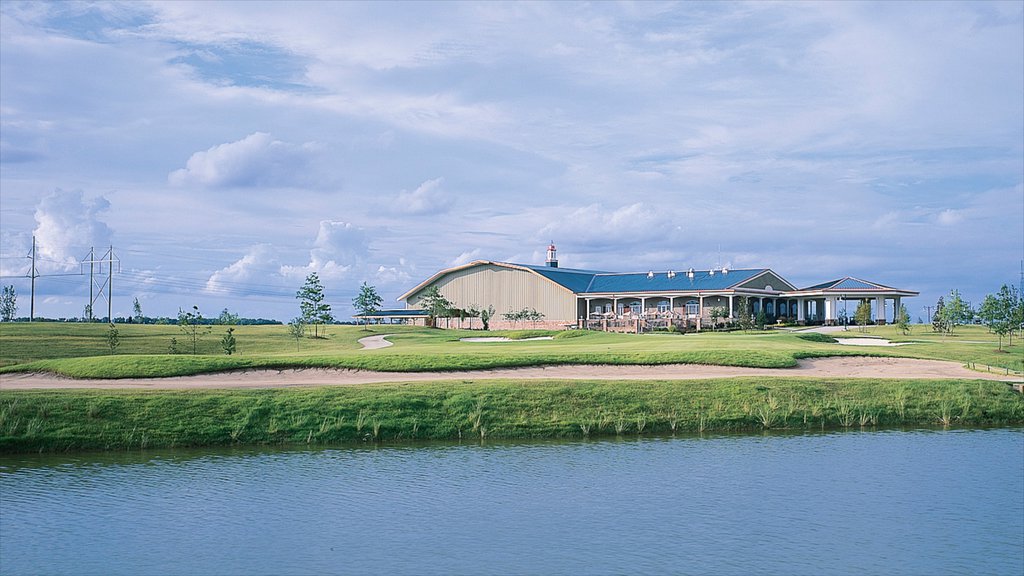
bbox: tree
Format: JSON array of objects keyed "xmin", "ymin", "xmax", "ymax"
[
  {"xmin": 352, "ymin": 282, "xmax": 383, "ymax": 330},
  {"xmin": 287, "ymin": 317, "xmax": 306, "ymax": 351},
  {"xmin": 419, "ymin": 286, "xmax": 452, "ymax": 328},
  {"xmin": 83, "ymin": 304, "xmax": 93, "ymax": 322},
  {"xmin": 480, "ymin": 305, "xmax": 495, "ymax": 331},
  {"xmin": 980, "ymin": 285, "xmax": 1022, "ymax": 350},
  {"xmin": 0, "ymin": 285, "xmax": 17, "ymax": 322},
  {"xmin": 735, "ymin": 296, "xmax": 754, "ymax": 331},
  {"xmin": 221, "ymin": 327, "xmax": 237, "ymax": 355},
  {"xmin": 217, "ymin": 308, "xmax": 240, "ymax": 325},
  {"xmin": 932, "ymin": 296, "xmax": 945, "ymax": 332},
  {"xmin": 854, "ymin": 300, "xmax": 872, "ymax": 332},
  {"xmin": 178, "ymin": 305, "xmax": 211, "ymax": 354},
  {"xmin": 755, "ymin": 308, "xmax": 766, "ymax": 331},
  {"xmin": 937, "ymin": 289, "xmax": 971, "ymax": 336},
  {"xmin": 106, "ymin": 323, "xmax": 120, "ymax": 354},
  {"xmin": 895, "ymin": 304, "xmax": 911, "ymax": 335},
  {"xmin": 999, "ymin": 284, "xmax": 1023, "ymax": 346},
  {"xmin": 132, "ymin": 297, "xmax": 143, "ymax": 323},
  {"xmin": 525, "ymin": 307, "xmax": 545, "ymax": 328},
  {"xmin": 296, "ymin": 273, "xmax": 333, "ymax": 338}
]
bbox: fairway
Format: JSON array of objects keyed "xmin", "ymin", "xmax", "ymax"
[{"xmin": 0, "ymin": 322, "xmax": 1021, "ymax": 380}]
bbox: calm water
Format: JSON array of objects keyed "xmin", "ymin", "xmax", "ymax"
[{"xmin": 1, "ymin": 428, "xmax": 1022, "ymax": 576}]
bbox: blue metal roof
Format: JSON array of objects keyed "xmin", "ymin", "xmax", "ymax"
[
  {"xmin": 800, "ymin": 277, "xmax": 892, "ymax": 291},
  {"xmin": 520, "ymin": 264, "xmax": 601, "ymax": 293},
  {"xmin": 582, "ymin": 268, "xmax": 764, "ymax": 293}
]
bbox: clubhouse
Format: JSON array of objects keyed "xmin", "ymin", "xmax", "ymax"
[{"xmin": 365, "ymin": 245, "xmax": 918, "ymax": 331}]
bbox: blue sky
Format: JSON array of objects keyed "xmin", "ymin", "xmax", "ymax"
[{"xmin": 1, "ymin": 1, "xmax": 1021, "ymax": 321}]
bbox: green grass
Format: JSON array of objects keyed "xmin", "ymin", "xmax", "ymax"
[
  {"xmin": 1, "ymin": 323, "xmax": 1021, "ymax": 379},
  {"xmin": 2, "ymin": 378, "xmax": 1021, "ymax": 453}
]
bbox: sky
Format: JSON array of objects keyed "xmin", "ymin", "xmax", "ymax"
[{"xmin": 1, "ymin": 0, "xmax": 1022, "ymax": 322}]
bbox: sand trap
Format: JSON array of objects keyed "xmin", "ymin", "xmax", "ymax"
[
  {"xmin": 358, "ymin": 334, "xmax": 394, "ymax": 350},
  {"xmin": 460, "ymin": 337, "xmax": 554, "ymax": 343},
  {"xmin": 835, "ymin": 338, "xmax": 913, "ymax": 347},
  {"xmin": 2, "ymin": 357, "xmax": 1020, "ymax": 390}
]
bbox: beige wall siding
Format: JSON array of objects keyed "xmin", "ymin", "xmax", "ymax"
[
  {"xmin": 738, "ymin": 271, "xmax": 791, "ymax": 291},
  {"xmin": 406, "ymin": 264, "xmax": 577, "ymax": 322}
]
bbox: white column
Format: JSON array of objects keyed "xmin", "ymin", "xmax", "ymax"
[
  {"xmin": 797, "ymin": 298, "xmax": 805, "ymax": 322},
  {"xmin": 894, "ymin": 296, "xmax": 901, "ymax": 321},
  {"xmin": 875, "ymin": 296, "xmax": 886, "ymax": 324},
  {"xmin": 641, "ymin": 296, "xmax": 647, "ymax": 316},
  {"xmin": 824, "ymin": 297, "xmax": 835, "ymax": 323},
  {"xmin": 728, "ymin": 294, "xmax": 734, "ymax": 318},
  {"xmin": 697, "ymin": 294, "xmax": 703, "ymax": 332}
]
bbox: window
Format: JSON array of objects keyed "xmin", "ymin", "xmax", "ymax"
[
  {"xmin": 630, "ymin": 302, "xmax": 642, "ymax": 316},
  {"xmin": 657, "ymin": 301, "xmax": 671, "ymax": 313},
  {"xmin": 616, "ymin": 303, "xmax": 625, "ymax": 315},
  {"xmin": 686, "ymin": 301, "xmax": 698, "ymax": 315}
]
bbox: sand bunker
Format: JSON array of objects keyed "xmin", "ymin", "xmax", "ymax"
[
  {"xmin": 2, "ymin": 357, "xmax": 1020, "ymax": 390},
  {"xmin": 358, "ymin": 334, "xmax": 394, "ymax": 349},
  {"xmin": 460, "ymin": 337, "xmax": 554, "ymax": 343},
  {"xmin": 834, "ymin": 338, "xmax": 913, "ymax": 347}
]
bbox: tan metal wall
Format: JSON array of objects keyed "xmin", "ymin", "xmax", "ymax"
[{"xmin": 406, "ymin": 264, "xmax": 577, "ymax": 322}]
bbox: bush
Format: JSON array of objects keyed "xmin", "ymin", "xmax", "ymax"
[{"xmin": 795, "ymin": 332, "xmax": 838, "ymax": 343}]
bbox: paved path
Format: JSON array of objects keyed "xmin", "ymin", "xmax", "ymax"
[
  {"xmin": 1, "ymin": 357, "xmax": 1020, "ymax": 390},
  {"xmin": 357, "ymin": 334, "xmax": 394, "ymax": 350}
]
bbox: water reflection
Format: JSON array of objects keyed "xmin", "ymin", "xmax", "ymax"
[{"xmin": 2, "ymin": 428, "xmax": 1022, "ymax": 576}]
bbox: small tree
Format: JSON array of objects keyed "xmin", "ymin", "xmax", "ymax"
[
  {"xmin": 755, "ymin": 308, "xmax": 767, "ymax": 331},
  {"xmin": 937, "ymin": 289, "xmax": 971, "ymax": 336},
  {"xmin": 0, "ymin": 285, "xmax": 17, "ymax": 322},
  {"xmin": 287, "ymin": 317, "xmax": 306, "ymax": 352},
  {"xmin": 352, "ymin": 282, "xmax": 383, "ymax": 331},
  {"xmin": 480, "ymin": 305, "xmax": 495, "ymax": 331},
  {"xmin": 525, "ymin": 307, "xmax": 545, "ymax": 328},
  {"xmin": 217, "ymin": 308, "xmax": 240, "ymax": 325},
  {"xmin": 854, "ymin": 300, "xmax": 873, "ymax": 332},
  {"xmin": 895, "ymin": 304, "xmax": 911, "ymax": 335},
  {"xmin": 735, "ymin": 296, "xmax": 754, "ymax": 332},
  {"xmin": 83, "ymin": 304, "xmax": 93, "ymax": 322},
  {"xmin": 132, "ymin": 297, "xmax": 143, "ymax": 323},
  {"xmin": 296, "ymin": 273, "xmax": 333, "ymax": 338},
  {"xmin": 221, "ymin": 327, "xmax": 237, "ymax": 355},
  {"xmin": 178, "ymin": 305, "xmax": 211, "ymax": 354},
  {"xmin": 106, "ymin": 322, "xmax": 120, "ymax": 354},
  {"xmin": 419, "ymin": 286, "xmax": 452, "ymax": 328},
  {"xmin": 168, "ymin": 337, "xmax": 179, "ymax": 354},
  {"xmin": 932, "ymin": 296, "xmax": 945, "ymax": 332}
]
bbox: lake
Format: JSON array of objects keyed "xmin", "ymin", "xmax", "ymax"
[{"xmin": 2, "ymin": 428, "xmax": 1022, "ymax": 575}]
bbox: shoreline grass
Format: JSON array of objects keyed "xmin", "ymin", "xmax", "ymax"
[{"xmin": 2, "ymin": 378, "xmax": 1021, "ymax": 453}]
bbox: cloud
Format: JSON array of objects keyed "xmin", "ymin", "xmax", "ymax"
[
  {"xmin": 448, "ymin": 248, "xmax": 482, "ymax": 267},
  {"xmin": 280, "ymin": 220, "xmax": 369, "ymax": 281},
  {"xmin": 32, "ymin": 189, "xmax": 113, "ymax": 272},
  {"xmin": 936, "ymin": 209, "xmax": 964, "ymax": 226},
  {"xmin": 538, "ymin": 203, "xmax": 681, "ymax": 251},
  {"xmin": 205, "ymin": 244, "xmax": 277, "ymax": 294},
  {"xmin": 395, "ymin": 177, "xmax": 453, "ymax": 215},
  {"xmin": 168, "ymin": 132, "xmax": 318, "ymax": 188}
]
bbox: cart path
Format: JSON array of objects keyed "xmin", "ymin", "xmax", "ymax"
[{"xmin": 1, "ymin": 357, "xmax": 1020, "ymax": 390}]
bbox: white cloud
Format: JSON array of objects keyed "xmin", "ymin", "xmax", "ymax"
[
  {"xmin": 936, "ymin": 209, "xmax": 964, "ymax": 226},
  {"xmin": 448, "ymin": 248, "xmax": 482, "ymax": 267},
  {"xmin": 538, "ymin": 203, "xmax": 681, "ymax": 250},
  {"xmin": 168, "ymin": 132, "xmax": 318, "ymax": 188},
  {"xmin": 32, "ymin": 189, "xmax": 113, "ymax": 272},
  {"xmin": 280, "ymin": 220, "xmax": 369, "ymax": 282},
  {"xmin": 205, "ymin": 244, "xmax": 277, "ymax": 294},
  {"xmin": 395, "ymin": 178, "xmax": 453, "ymax": 215}
]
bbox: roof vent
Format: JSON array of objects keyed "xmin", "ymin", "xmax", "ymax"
[
  {"xmin": 687, "ymin": 268, "xmax": 694, "ymax": 279},
  {"xmin": 667, "ymin": 270, "xmax": 675, "ymax": 279},
  {"xmin": 647, "ymin": 271, "xmax": 654, "ymax": 279},
  {"xmin": 709, "ymin": 269, "xmax": 715, "ymax": 276},
  {"xmin": 722, "ymin": 266, "xmax": 729, "ymax": 275}
]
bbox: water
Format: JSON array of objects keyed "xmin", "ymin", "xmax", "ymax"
[{"xmin": 2, "ymin": 428, "xmax": 1022, "ymax": 576}]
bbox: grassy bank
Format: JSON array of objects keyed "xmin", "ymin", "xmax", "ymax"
[{"xmin": 2, "ymin": 378, "xmax": 1021, "ymax": 453}]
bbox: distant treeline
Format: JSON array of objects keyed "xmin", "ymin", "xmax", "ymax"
[{"xmin": 4, "ymin": 317, "xmax": 283, "ymax": 325}]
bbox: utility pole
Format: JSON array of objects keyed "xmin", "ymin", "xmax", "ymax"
[
  {"xmin": 81, "ymin": 246, "xmax": 119, "ymax": 322},
  {"xmin": 28, "ymin": 236, "xmax": 38, "ymax": 322}
]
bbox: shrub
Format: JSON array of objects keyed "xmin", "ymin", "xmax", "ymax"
[
  {"xmin": 796, "ymin": 332, "xmax": 838, "ymax": 343},
  {"xmin": 554, "ymin": 330, "xmax": 588, "ymax": 340}
]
